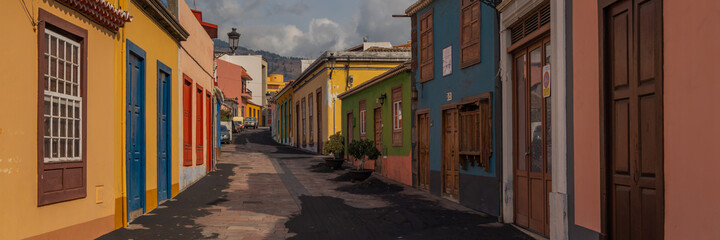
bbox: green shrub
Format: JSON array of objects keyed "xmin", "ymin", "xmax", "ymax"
[
  {"xmin": 347, "ymin": 139, "xmax": 380, "ymax": 170},
  {"xmin": 323, "ymin": 132, "xmax": 344, "ymax": 157}
]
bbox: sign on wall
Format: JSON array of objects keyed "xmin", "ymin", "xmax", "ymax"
[
  {"xmin": 443, "ymin": 46, "xmax": 452, "ymax": 76},
  {"xmin": 543, "ymin": 65, "xmax": 551, "ymax": 98}
]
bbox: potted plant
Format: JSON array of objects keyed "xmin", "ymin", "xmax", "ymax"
[
  {"xmin": 323, "ymin": 132, "xmax": 345, "ymax": 170},
  {"xmin": 347, "ymin": 139, "xmax": 380, "ymax": 182}
]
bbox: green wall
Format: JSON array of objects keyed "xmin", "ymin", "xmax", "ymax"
[{"xmin": 341, "ymin": 71, "xmax": 412, "ymax": 156}]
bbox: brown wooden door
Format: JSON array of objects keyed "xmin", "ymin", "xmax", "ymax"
[
  {"xmin": 347, "ymin": 112, "xmax": 354, "ymax": 160},
  {"xmin": 602, "ymin": 0, "xmax": 664, "ymax": 239},
  {"xmin": 417, "ymin": 111, "xmax": 430, "ymax": 190},
  {"xmin": 317, "ymin": 90, "xmax": 322, "ymax": 153},
  {"xmin": 296, "ymin": 103, "xmax": 300, "ymax": 148},
  {"xmin": 442, "ymin": 108, "xmax": 459, "ymax": 199},
  {"xmin": 374, "ymin": 107, "xmax": 383, "ymax": 172},
  {"xmin": 513, "ymin": 38, "xmax": 552, "ymax": 236}
]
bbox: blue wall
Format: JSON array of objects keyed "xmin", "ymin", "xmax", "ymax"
[{"xmin": 415, "ymin": 1, "xmax": 498, "ymax": 177}]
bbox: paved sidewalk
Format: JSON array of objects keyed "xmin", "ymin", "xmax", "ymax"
[{"xmin": 100, "ymin": 129, "xmax": 532, "ymax": 240}]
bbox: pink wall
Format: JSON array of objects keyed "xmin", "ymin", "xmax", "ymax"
[
  {"xmin": 664, "ymin": 0, "xmax": 720, "ymax": 238},
  {"xmin": 572, "ymin": 0, "xmax": 601, "ymax": 232},
  {"xmin": 351, "ymin": 155, "xmax": 412, "ymax": 186},
  {"xmin": 217, "ymin": 59, "xmax": 247, "ymax": 114},
  {"xmin": 381, "ymin": 155, "xmax": 412, "ymax": 186}
]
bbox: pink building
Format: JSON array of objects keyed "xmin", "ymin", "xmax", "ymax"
[
  {"xmin": 572, "ymin": 0, "xmax": 720, "ymax": 239},
  {"xmin": 216, "ymin": 59, "xmax": 252, "ymax": 117}
]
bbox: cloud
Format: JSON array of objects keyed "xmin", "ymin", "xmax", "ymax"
[{"xmin": 187, "ymin": 0, "xmax": 413, "ymax": 58}]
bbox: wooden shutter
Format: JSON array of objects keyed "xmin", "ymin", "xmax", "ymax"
[
  {"xmin": 461, "ymin": 0, "xmax": 482, "ymax": 68},
  {"xmin": 392, "ymin": 86, "xmax": 402, "ymax": 146},
  {"xmin": 419, "ymin": 10, "xmax": 434, "ymax": 83},
  {"xmin": 458, "ymin": 94, "xmax": 492, "ymax": 172},
  {"xmin": 183, "ymin": 76, "xmax": 192, "ymax": 166},
  {"xmin": 196, "ymin": 85, "xmax": 203, "ymax": 165}
]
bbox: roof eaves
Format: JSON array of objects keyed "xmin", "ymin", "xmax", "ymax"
[{"xmin": 405, "ymin": 0, "xmax": 434, "ymax": 15}]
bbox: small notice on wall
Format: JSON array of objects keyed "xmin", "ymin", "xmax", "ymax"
[
  {"xmin": 542, "ymin": 65, "xmax": 551, "ymax": 98},
  {"xmin": 442, "ymin": 46, "xmax": 452, "ymax": 77}
]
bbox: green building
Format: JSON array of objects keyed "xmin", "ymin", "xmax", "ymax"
[{"xmin": 339, "ymin": 63, "xmax": 412, "ymax": 185}]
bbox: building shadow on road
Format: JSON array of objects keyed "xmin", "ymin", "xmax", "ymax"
[{"xmin": 98, "ymin": 163, "xmax": 238, "ymax": 240}]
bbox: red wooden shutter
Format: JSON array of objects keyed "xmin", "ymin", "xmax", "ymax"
[
  {"xmin": 196, "ymin": 85, "xmax": 204, "ymax": 165},
  {"xmin": 183, "ymin": 76, "xmax": 193, "ymax": 166},
  {"xmin": 419, "ymin": 10, "xmax": 434, "ymax": 83},
  {"xmin": 461, "ymin": 0, "xmax": 482, "ymax": 68}
]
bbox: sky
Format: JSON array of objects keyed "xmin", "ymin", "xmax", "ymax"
[{"xmin": 186, "ymin": 0, "xmax": 414, "ymax": 59}]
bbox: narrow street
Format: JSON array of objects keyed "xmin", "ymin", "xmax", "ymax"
[{"xmin": 100, "ymin": 128, "xmax": 532, "ymax": 240}]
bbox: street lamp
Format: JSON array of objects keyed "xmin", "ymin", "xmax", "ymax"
[{"xmin": 227, "ymin": 28, "xmax": 240, "ymax": 55}]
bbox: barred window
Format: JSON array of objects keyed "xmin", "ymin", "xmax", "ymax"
[
  {"xmin": 359, "ymin": 99, "xmax": 366, "ymax": 138},
  {"xmin": 43, "ymin": 29, "xmax": 82, "ymax": 163}
]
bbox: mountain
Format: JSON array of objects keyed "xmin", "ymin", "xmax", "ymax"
[{"xmin": 213, "ymin": 39, "xmax": 303, "ymax": 81}]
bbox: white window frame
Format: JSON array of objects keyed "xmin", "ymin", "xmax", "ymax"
[
  {"xmin": 43, "ymin": 29, "xmax": 83, "ymax": 163},
  {"xmin": 393, "ymin": 101, "xmax": 402, "ymax": 131},
  {"xmin": 360, "ymin": 109, "xmax": 367, "ymax": 135}
]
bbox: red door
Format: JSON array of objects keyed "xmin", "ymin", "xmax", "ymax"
[
  {"xmin": 196, "ymin": 85, "xmax": 203, "ymax": 165},
  {"xmin": 182, "ymin": 76, "xmax": 192, "ymax": 166}
]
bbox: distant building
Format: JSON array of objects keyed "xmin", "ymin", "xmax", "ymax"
[
  {"xmin": 285, "ymin": 42, "xmax": 410, "ymax": 153},
  {"xmin": 218, "ymin": 55, "xmax": 268, "ymax": 107},
  {"xmin": 216, "ymin": 59, "xmax": 253, "ymax": 118},
  {"xmin": 267, "ymin": 74, "xmax": 287, "ymax": 93}
]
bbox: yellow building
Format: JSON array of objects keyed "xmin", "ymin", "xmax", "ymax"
[
  {"xmin": 117, "ymin": 0, "xmax": 187, "ymax": 226},
  {"xmin": 270, "ymin": 84, "xmax": 294, "ymax": 145},
  {"xmin": 289, "ymin": 44, "xmax": 410, "ymax": 153},
  {"xmin": 247, "ymin": 101, "xmax": 263, "ymax": 124},
  {"xmin": 0, "ymin": 1, "xmax": 131, "ymax": 239},
  {"xmin": 267, "ymin": 74, "xmax": 287, "ymax": 93}
]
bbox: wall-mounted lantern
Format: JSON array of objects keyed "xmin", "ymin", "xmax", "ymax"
[{"xmin": 377, "ymin": 93, "xmax": 387, "ymax": 105}]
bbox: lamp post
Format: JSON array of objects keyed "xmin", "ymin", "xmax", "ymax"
[{"xmin": 227, "ymin": 28, "xmax": 240, "ymax": 55}]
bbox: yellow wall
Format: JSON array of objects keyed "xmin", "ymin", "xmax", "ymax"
[
  {"xmin": 0, "ymin": 2, "xmax": 118, "ymax": 239},
  {"xmin": 292, "ymin": 61, "xmax": 402, "ymax": 151},
  {"xmin": 267, "ymin": 74, "xmax": 286, "ymax": 92},
  {"xmin": 247, "ymin": 103, "xmax": 262, "ymax": 122},
  {"xmin": 116, "ymin": 0, "xmax": 181, "ymax": 227}
]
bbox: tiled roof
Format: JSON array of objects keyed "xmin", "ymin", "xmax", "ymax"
[
  {"xmin": 56, "ymin": 0, "xmax": 132, "ymax": 31},
  {"xmin": 365, "ymin": 46, "xmax": 411, "ymax": 52},
  {"xmin": 405, "ymin": 0, "xmax": 434, "ymax": 15}
]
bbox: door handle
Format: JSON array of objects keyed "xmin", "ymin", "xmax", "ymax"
[{"xmin": 525, "ymin": 152, "xmax": 530, "ymax": 156}]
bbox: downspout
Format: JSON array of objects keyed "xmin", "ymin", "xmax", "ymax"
[{"xmin": 494, "ymin": 8, "xmax": 503, "ymax": 223}]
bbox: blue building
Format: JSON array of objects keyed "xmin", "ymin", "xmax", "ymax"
[{"xmin": 406, "ymin": 0, "xmax": 500, "ymax": 215}]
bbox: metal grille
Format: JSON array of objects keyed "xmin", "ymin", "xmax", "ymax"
[{"xmin": 43, "ymin": 29, "xmax": 82, "ymax": 163}]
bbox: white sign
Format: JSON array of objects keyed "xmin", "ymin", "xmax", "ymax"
[
  {"xmin": 442, "ymin": 46, "xmax": 452, "ymax": 76},
  {"xmin": 446, "ymin": 92, "xmax": 453, "ymax": 101},
  {"xmin": 542, "ymin": 65, "xmax": 551, "ymax": 98}
]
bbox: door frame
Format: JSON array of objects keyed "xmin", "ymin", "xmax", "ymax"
[
  {"xmin": 156, "ymin": 60, "xmax": 172, "ymax": 202},
  {"xmin": 598, "ymin": 0, "xmax": 665, "ymax": 238},
  {"xmin": 296, "ymin": 102, "xmax": 300, "ymax": 148},
  {"xmin": 415, "ymin": 109, "xmax": 430, "ymax": 191},
  {"xmin": 440, "ymin": 104, "xmax": 459, "ymax": 201},
  {"xmin": 125, "ymin": 40, "xmax": 147, "ymax": 219}
]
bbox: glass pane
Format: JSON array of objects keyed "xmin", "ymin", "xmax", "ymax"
[
  {"xmin": 44, "ymin": 138, "xmax": 51, "ymax": 159},
  {"xmin": 546, "ymin": 100, "xmax": 552, "ymax": 173},
  {"xmin": 545, "ymin": 41, "xmax": 551, "ymax": 173},
  {"xmin": 530, "ymin": 47, "xmax": 543, "ymax": 173},
  {"xmin": 515, "ymin": 54, "xmax": 527, "ymax": 171}
]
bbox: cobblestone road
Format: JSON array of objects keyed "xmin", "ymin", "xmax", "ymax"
[{"xmin": 100, "ymin": 128, "xmax": 532, "ymax": 240}]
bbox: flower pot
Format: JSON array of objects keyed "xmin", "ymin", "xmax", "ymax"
[
  {"xmin": 334, "ymin": 152, "xmax": 343, "ymax": 159},
  {"xmin": 324, "ymin": 158, "xmax": 345, "ymax": 170},
  {"xmin": 348, "ymin": 169, "xmax": 373, "ymax": 182}
]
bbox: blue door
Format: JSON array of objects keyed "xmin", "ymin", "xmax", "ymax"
[
  {"xmin": 157, "ymin": 62, "xmax": 172, "ymax": 202},
  {"xmin": 126, "ymin": 41, "xmax": 146, "ymax": 220}
]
